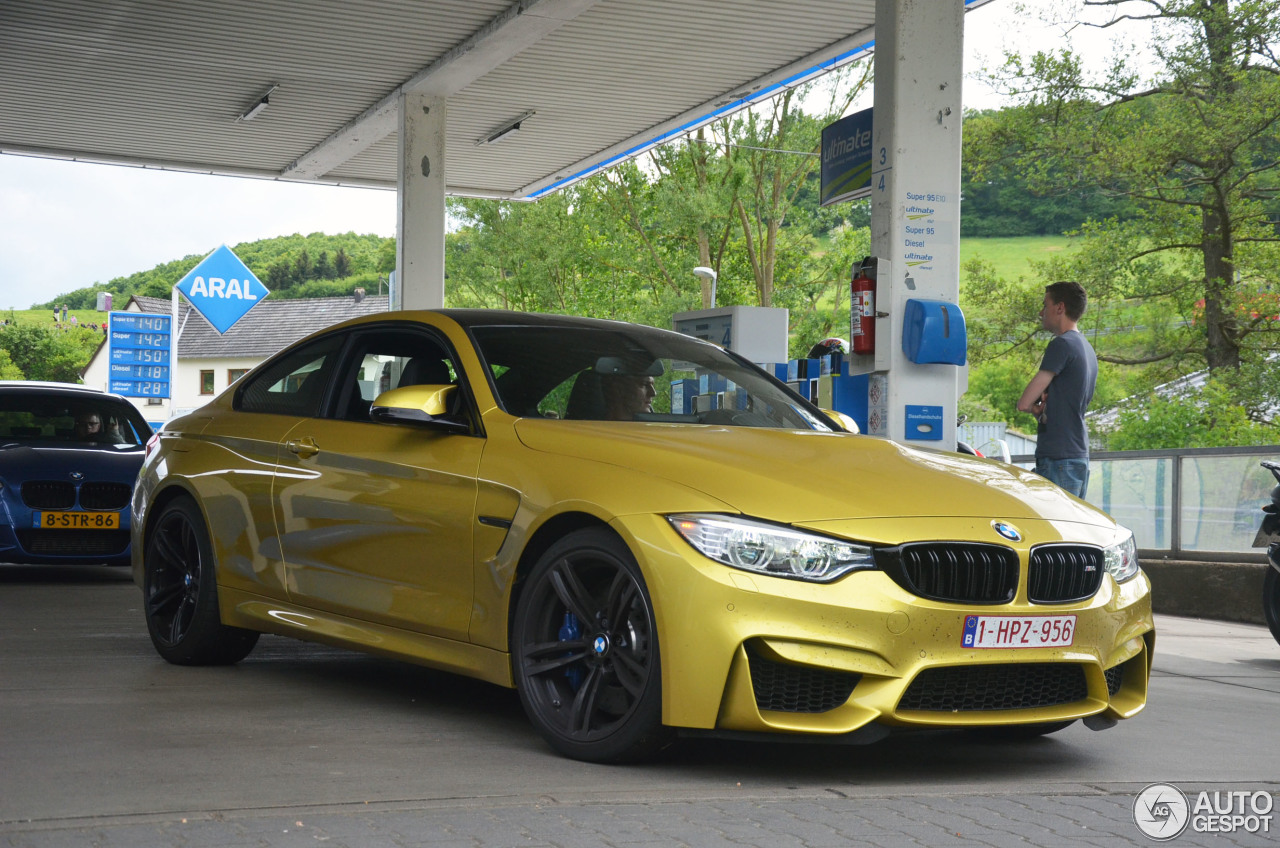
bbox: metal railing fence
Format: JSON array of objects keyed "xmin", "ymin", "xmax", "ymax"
[{"xmin": 1010, "ymin": 445, "xmax": 1280, "ymax": 562}]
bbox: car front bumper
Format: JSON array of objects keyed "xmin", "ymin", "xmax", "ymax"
[
  {"xmin": 613, "ymin": 513, "xmax": 1154, "ymax": 736},
  {"xmin": 0, "ymin": 509, "xmax": 133, "ymax": 566}
]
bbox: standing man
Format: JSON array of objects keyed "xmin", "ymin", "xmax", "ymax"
[{"xmin": 1017, "ymin": 281, "xmax": 1098, "ymax": 497}]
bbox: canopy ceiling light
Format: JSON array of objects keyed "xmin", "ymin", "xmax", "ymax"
[
  {"xmin": 237, "ymin": 84, "xmax": 279, "ymax": 122},
  {"xmin": 477, "ymin": 111, "xmax": 535, "ymax": 146}
]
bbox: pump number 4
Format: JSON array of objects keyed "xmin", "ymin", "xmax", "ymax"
[{"xmin": 962, "ymin": 615, "xmax": 1075, "ymax": 648}]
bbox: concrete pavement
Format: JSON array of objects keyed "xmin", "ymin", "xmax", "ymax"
[{"xmin": 1, "ymin": 565, "xmax": 1277, "ymax": 848}]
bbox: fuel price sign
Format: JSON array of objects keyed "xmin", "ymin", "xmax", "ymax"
[{"xmin": 109, "ymin": 312, "xmax": 172, "ymax": 398}]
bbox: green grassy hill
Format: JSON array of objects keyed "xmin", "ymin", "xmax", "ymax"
[
  {"xmin": 8, "ymin": 306, "xmax": 112, "ymax": 329},
  {"xmin": 960, "ymin": 234, "xmax": 1076, "ymax": 282}
]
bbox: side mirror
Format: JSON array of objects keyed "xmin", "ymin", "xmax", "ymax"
[
  {"xmin": 369, "ymin": 384, "xmax": 468, "ymax": 433},
  {"xmin": 826, "ymin": 410, "xmax": 860, "ymax": 434}
]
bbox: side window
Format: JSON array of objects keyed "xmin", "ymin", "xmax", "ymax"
[
  {"xmin": 334, "ymin": 329, "xmax": 457, "ymax": 423},
  {"xmin": 237, "ymin": 334, "xmax": 346, "ymax": 417},
  {"xmin": 102, "ymin": 403, "xmax": 151, "ymax": 447}
]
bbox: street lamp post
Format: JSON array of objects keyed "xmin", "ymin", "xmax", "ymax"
[{"xmin": 692, "ymin": 266, "xmax": 717, "ymax": 308}]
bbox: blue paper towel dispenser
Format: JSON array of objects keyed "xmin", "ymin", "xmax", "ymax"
[{"xmin": 902, "ymin": 298, "xmax": 967, "ymax": 365}]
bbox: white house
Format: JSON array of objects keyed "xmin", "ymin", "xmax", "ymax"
[{"xmin": 82, "ymin": 292, "xmax": 390, "ymax": 424}]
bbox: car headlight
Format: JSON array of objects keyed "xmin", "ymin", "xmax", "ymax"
[
  {"xmin": 667, "ymin": 514, "xmax": 875, "ymax": 582},
  {"xmin": 1102, "ymin": 529, "xmax": 1139, "ymax": 582}
]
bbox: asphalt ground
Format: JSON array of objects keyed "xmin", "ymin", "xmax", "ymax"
[{"xmin": 2, "ymin": 564, "xmax": 1278, "ymax": 848}]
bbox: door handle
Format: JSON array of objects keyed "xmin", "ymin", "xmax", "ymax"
[{"xmin": 286, "ymin": 438, "xmax": 319, "ymax": 459}]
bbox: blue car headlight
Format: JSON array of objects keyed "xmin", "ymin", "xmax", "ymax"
[
  {"xmin": 1102, "ymin": 528, "xmax": 1140, "ymax": 582},
  {"xmin": 667, "ymin": 514, "xmax": 875, "ymax": 583}
]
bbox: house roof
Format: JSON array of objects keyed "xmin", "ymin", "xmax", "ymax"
[{"xmin": 129, "ymin": 293, "xmax": 391, "ymax": 358}]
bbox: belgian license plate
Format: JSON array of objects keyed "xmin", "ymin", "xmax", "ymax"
[
  {"xmin": 962, "ymin": 614, "xmax": 1075, "ymax": 649},
  {"xmin": 33, "ymin": 511, "xmax": 120, "ymax": 530}
]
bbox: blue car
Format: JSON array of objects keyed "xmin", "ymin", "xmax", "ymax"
[{"xmin": 0, "ymin": 382, "xmax": 151, "ymax": 567}]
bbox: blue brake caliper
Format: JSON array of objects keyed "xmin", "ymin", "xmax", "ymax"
[{"xmin": 559, "ymin": 611, "xmax": 584, "ymax": 690}]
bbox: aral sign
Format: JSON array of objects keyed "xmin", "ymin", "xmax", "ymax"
[{"xmin": 175, "ymin": 245, "xmax": 270, "ymax": 334}]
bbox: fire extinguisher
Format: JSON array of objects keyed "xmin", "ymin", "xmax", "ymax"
[{"xmin": 850, "ymin": 257, "xmax": 876, "ymax": 355}]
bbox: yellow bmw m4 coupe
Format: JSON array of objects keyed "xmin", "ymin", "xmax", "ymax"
[{"xmin": 132, "ymin": 310, "xmax": 1152, "ymax": 762}]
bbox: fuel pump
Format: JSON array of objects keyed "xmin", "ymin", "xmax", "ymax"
[{"xmin": 850, "ymin": 256, "xmax": 876, "ymax": 355}]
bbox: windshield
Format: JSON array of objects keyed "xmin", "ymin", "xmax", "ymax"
[
  {"xmin": 0, "ymin": 393, "xmax": 152, "ymax": 448},
  {"xmin": 470, "ymin": 324, "xmax": 834, "ymax": 431}
]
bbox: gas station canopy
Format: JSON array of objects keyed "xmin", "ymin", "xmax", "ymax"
[
  {"xmin": 2, "ymin": 0, "xmax": 993, "ymax": 447},
  {"xmin": 0, "ymin": 0, "xmax": 906, "ymax": 199}
]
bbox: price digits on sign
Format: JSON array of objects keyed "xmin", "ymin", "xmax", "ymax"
[{"xmin": 114, "ymin": 315, "xmax": 170, "ymax": 332}]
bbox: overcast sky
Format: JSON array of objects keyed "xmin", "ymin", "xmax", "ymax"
[{"xmin": 0, "ymin": 0, "xmax": 1140, "ymax": 312}]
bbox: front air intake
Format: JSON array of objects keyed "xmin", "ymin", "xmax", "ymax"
[
  {"xmin": 899, "ymin": 663, "xmax": 1088, "ymax": 712},
  {"xmin": 15, "ymin": 529, "xmax": 130, "ymax": 557},
  {"xmin": 746, "ymin": 646, "xmax": 860, "ymax": 713}
]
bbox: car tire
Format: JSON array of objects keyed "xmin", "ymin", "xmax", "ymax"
[
  {"xmin": 143, "ymin": 497, "xmax": 259, "ymax": 666},
  {"xmin": 1264, "ymin": 566, "xmax": 1280, "ymax": 647},
  {"xmin": 512, "ymin": 527, "xmax": 672, "ymax": 763}
]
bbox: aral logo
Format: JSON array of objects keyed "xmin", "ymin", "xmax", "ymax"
[
  {"xmin": 175, "ymin": 244, "xmax": 270, "ymax": 334},
  {"xmin": 186, "ymin": 275, "xmax": 257, "ymax": 300}
]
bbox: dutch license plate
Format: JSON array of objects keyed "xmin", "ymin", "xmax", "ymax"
[
  {"xmin": 962, "ymin": 614, "xmax": 1075, "ymax": 649},
  {"xmin": 33, "ymin": 511, "xmax": 121, "ymax": 530}
]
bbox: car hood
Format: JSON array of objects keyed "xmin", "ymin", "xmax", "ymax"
[
  {"xmin": 513, "ymin": 421, "xmax": 1111, "ymax": 527},
  {"xmin": 0, "ymin": 443, "xmax": 145, "ymax": 485}
]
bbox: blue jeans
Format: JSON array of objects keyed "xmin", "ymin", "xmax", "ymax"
[{"xmin": 1035, "ymin": 457, "xmax": 1090, "ymax": 498}]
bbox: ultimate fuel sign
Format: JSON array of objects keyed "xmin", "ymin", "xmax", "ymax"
[
  {"xmin": 109, "ymin": 313, "xmax": 171, "ymax": 398},
  {"xmin": 820, "ymin": 108, "xmax": 874, "ymax": 206}
]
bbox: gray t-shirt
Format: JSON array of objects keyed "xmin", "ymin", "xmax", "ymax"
[{"xmin": 1035, "ymin": 329, "xmax": 1097, "ymax": 460}]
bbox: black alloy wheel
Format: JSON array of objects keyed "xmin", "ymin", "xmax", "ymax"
[
  {"xmin": 143, "ymin": 498, "xmax": 258, "ymax": 665},
  {"xmin": 513, "ymin": 527, "xmax": 670, "ymax": 762}
]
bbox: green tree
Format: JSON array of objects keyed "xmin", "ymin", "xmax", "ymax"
[
  {"xmin": 959, "ymin": 112, "xmax": 1137, "ymax": 236},
  {"xmin": 334, "ymin": 248, "xmax": 352, "ymax": 278},
  {"xmin": 376, "ymin": 239, "xmax": 397, "ymax": 274},
  {"xmin": 967, "ymin": 0, "xmax": 1280, "ymax": 378},
  {"xmin": 0, "ymin": 348, "xmax": 23, "ymax": 380},
  {"xmin": 266, "ymin": 261, "xmax": 292, "ymax": 289},
  {"xmin": 725, "ymin": 89, "xmax": 839, "ymax": 307},
  {"xmin": 1104, "ymin": 378, "xmax": 1277, "ymax": 449},
  {"xmin": 314, "ymin": 251, "xmax": 334, "ymax": 280},
  {"xmin": 32, "ymin": 233, "xmax": 393, "ymax": 311},
  {"xmin": 0, "ymin": 322, "xmax": 101, "ymax": 383},
  {"xmin": 293, "ymin": 250, "xmax": 314, "ymax": 282},
  {"xmin": 446, "ymin": 77, "xmax": 876, "ymax": 338},
  {"xmin": 448, "ymin": 188, "xmax": 675, "ymax": 323}
]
